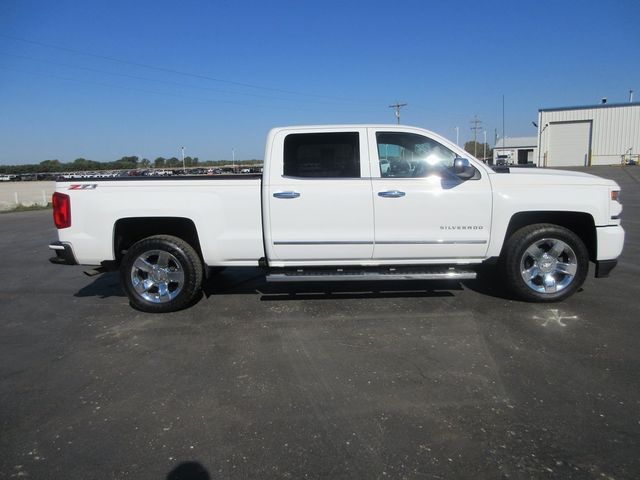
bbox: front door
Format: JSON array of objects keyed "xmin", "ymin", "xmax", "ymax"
[{"xmin": 369, "ymin": 129, "xmax": 492, "ymax": 261}]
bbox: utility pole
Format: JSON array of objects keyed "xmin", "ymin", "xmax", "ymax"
[
  {"xmin": 470, "ymin": 115, "xmax": 483, "ymax": 157},
  {"xmin": 455, "ymin": 126, "xmax": 459, "ymax": 146},
  {"xmin": 181, "ymin": 146, "xmax": 185, "ymax": 173},
  {"xmin": 502, "ymin": 94, "xmax": 505, "ymax": 149},
  {"xmin": 483, "ymin": 130, "xmax": 487, "ymax": 160},
  {"xmin": 389, "ymin": 102, "xmax": 407, "ymax": 124},
  {"xmin": 232, "ymin": 148, "xmax": 235, "ymax": 173}
]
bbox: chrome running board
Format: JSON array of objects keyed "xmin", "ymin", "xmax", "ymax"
[{"xmin": 266, "ymin": 266, "xmax": 476, "ymax": 283}]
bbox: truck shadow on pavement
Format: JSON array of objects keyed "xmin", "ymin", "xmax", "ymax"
[
  {"xmin": 202, "ymin": 268, "xmax": 458, "ymax": 301},
  {"xmin": 459, "ymin": 266, "xmax": 514, "ymax": 300},
  {"xmin": 74, "ymin": 271, "xmax": 124, "ymax": 298},
  {"xmin": 71, "ymin": 266, "xmax": 572, "ymax": 304}
]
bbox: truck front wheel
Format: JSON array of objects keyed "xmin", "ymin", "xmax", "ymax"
[
  {"xmin": 120, "ymin": 235, "xmax": 203, "ymax": 313},
  {"xmin": 502, "ymin": 224, "xmax": 589, "ymax": 302}
]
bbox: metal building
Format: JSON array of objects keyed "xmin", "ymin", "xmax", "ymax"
[
  {"xmin": 537, "ymin": 102, "xmax": 640, "ymax": 167},
  {"xmin": 493, "ymin": 137, "xmax": 537, "ymax": 165}
]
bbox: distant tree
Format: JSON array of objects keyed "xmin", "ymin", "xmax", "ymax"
[
  {"xmin": 112, "ymin": 156, "xmax": 138, "ymax": 170},
  {"xmin": 181, "ymin": 156, "xmax": 199, "ymax": 167},
  {"xmin": 140, "ymin": 158, "xmax": 150, "ymax": 168},
  {"xmin": 154, "ymin": 157, "xmax": 166, "ymax": 168},
  {"xmin": 39, "ymin": 159, "xmax": 62, "ymax": 172},
  {"xmin": 464, "ymin": 141, "xmax": 492, "ymax": 159},
  {"xmin": 70, "ymin": 158, "xmax": 102, "ymax": 171},
  {"xmin": 166, "ymin": 157, "xmax": 180, "ymax": 168}
]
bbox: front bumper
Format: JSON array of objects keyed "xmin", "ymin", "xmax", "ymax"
[
  {"xmin": 596, "ymin": 225, "xmax": 625, "ymax": 261},
  {"xmin": 49, "ymin": 241, "xmax": 78, "ymax": 265},
  {"xmin": 595, "ymin": 259, "xmax": 617, "ymax": 278}
]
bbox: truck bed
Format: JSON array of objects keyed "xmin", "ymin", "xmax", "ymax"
[{"xmin": 55, "ymin": 176, "xmax": 264, "ymax": 266}]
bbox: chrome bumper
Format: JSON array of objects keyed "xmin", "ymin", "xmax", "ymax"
[{"xmin": 49, "ymin": 241, "xmax": 78, "ymax": 265}]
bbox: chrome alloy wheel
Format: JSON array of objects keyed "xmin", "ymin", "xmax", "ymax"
[
  {"xmin": 130, "ymin": 250, "xmax": 185, "ymax": 304},
  {"xmin": 519, "ymin": 238, "xmax": 578, "ymax": 294}
]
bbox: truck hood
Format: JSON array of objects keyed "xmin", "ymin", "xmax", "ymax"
[{"xmin": 489, "ymin": 167, "xmax": 619, "ymax": 188}]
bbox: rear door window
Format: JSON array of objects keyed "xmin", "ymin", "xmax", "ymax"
[{"xmin": 283, "ymin": 132, "xmax": 360, "ymax": 178}]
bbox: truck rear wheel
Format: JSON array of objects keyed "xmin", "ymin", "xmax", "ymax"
[
  {"xmin": 502, "ymin": 224, "xmax": 589, "ymax": 302},
  {"xmin": 120, "ymin": 235, "xmax": 203, "ymax": 313}
]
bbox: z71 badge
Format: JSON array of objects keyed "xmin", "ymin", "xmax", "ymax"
[{"xmin": 68, "ymin": 184, "xmax": 98, "ymax": 190}]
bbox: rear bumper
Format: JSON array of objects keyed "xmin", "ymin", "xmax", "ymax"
[{"xmin": 49, "ymin": 241, "xmax": 78, "ymax": 265}]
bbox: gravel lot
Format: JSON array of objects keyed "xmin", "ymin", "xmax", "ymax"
[{"xmin": 1, "ymin": 166, "xmax": 639, "ymax": 479}]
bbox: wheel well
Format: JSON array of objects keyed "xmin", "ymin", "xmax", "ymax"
[
  {"xmin": 113, "ymin": 217, "xmax": 203, "ymax": 264},
  {"xmin": 503, "ymin": 212, "xmax": 597, "ymax": 261}
]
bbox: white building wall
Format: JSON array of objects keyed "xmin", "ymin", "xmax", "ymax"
[{"xmin": 538, "ymin": 104, "xmax": 640, "ymax": 166}]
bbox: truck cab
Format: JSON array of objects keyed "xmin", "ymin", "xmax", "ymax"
[{"xmin": 263, "ymin": 125, "xmax": 491, "ymax": 265}]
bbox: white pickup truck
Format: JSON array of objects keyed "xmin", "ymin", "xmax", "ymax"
[{"xmin": 49, "ymin": 125, "xmax": 625, "ymax": 312}]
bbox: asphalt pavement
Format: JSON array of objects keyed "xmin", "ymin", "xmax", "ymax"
[{"xmin": 1, "ymin": 166, "xmax": 639, "ymax": 479}]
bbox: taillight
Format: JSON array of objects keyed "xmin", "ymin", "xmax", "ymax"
[{"xmin": 52, "ymin": 192, "xmax": 71, "ymax": 229}]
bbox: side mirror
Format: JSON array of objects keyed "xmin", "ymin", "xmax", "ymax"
[{"xmin": 453, "ymin": 157, "xmax": 475, "ymax": 179}]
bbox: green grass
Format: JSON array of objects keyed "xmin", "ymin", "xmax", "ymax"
[{"xmin": 1, "ymin": 203, "xmax": 52, "ymax": 214}]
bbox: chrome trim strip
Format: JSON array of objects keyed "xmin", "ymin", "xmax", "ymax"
[
  {"xmin": 274, "ymin": 241, "xmax": 373, "ymax": 245},
  {"xmin": 372, "ymin": 257, "xmax": 486, "ymax": 261},
  {"xmin": 274, "ymin": 240, "xmax": 487, "ymax": 246},
  {"xmin": 273, "ymin": 240, "xmax": 487, "ymax": 245},
  {"xmin": 376, "ymin": 240, "xmax": 487, "ymax": 245}
]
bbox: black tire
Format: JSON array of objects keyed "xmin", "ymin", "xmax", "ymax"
[
  {"xmin": 120, "ymin": 235, "xmax": 204, "ymax": 313},
  {"xmin": 502, "ymin": 223, "xmax": 589, "ymax": 302}
]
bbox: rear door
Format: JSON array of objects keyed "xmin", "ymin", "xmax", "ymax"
[{"xmin": 264, "ymin": 128, "xmax": 374, "ymax": 262}]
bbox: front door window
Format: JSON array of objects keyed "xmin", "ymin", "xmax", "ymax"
[{"xmin": 377, "ymin": 132, "xmax": 459, "ymax": 179}]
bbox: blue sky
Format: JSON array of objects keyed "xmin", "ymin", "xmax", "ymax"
[{"xmin": 0, "ymin": 0, "xmax": 638, "ymax": 164}]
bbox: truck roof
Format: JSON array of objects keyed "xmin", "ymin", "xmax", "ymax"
[{"xmin": 274, "ymin": 124, "xmax": 429, "ymax": 130}]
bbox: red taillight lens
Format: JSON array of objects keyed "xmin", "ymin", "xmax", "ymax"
[{"xmin": 52, "ymin": 192, "xmax": 71, "ymax": 229}]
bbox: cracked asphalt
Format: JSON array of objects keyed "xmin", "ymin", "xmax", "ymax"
[{"xmin": 1, "ymin": 166, "xmax": 639, "ymax": 479}]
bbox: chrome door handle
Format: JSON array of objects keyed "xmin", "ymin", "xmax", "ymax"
[
  {"xmin": 378, "ymin": 190, "xmax": 406, "ymax": 198},
  {"xmin": 273, "ymin": 191, "xmax": 301, "ymax": 199}
]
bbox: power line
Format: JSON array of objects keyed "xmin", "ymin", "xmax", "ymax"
[
  {"xmin": 0, "ymin": 33, "xmax": 383, "ymax": 104},
  {"xmin": 0, "ymin": 66, "xmax": 379, "ymax": 115},
  {"xmin": 0, "ymin": 51, "xmax": 378, "ymax": 108}
]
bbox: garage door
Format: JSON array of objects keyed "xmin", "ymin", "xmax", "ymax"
[{"xmin": 548, "ymin": 121, "xmax": 591, "ymax": 167}]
